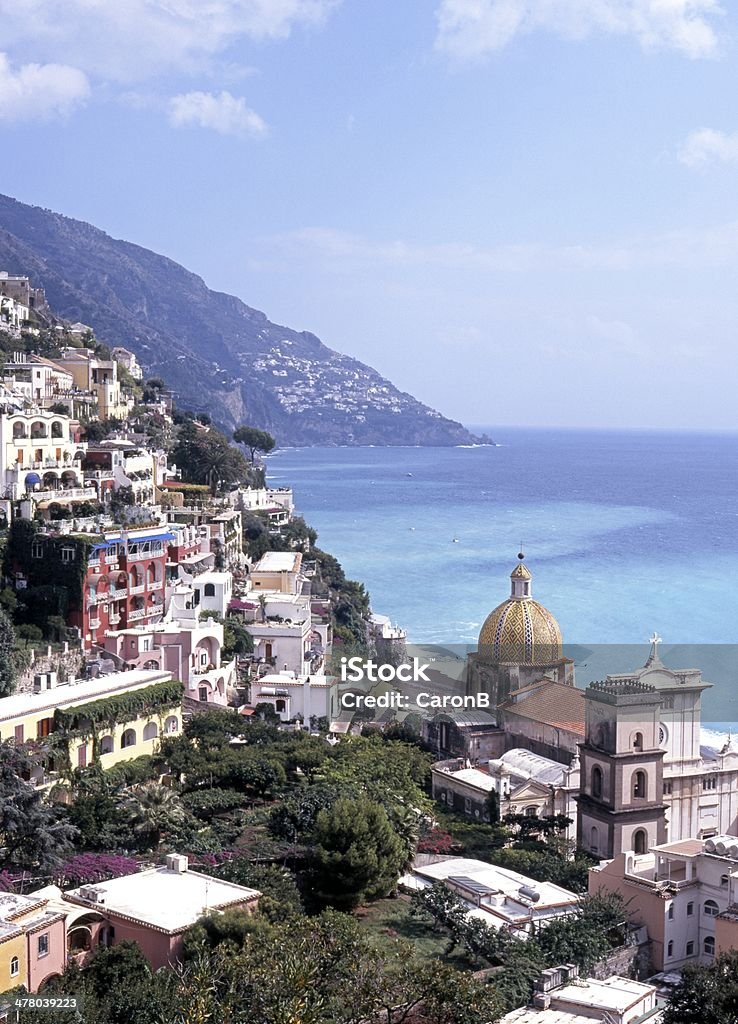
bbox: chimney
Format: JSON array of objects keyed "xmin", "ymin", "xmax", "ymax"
[{"xmin": 165, "ymin": 853, "xmax": 188, "ymax": 873}]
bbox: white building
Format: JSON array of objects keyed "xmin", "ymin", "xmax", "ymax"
[
  {"xmin": 501, "ymin": 965, "xmax": 662, "ymax": 1024},
  {"xmin": 112, "ymin": 346, "xmax": 144, "ymax": 380},
  {"xmin": 250, "ymin": 551, "xmax": 303, "ymax": 594},
  {"xmin": 401, "ymin": 856, "xmax": 580, "ymax": 939},
  {"xmin": 432, "ymin": 749, "xmax": 580, "ymax": 842},
  {"xmin": 250, "ymin": 670, "xmax": 334, "ymax": 723},
  {"xmin": 0, "ymin": 407, "xmax": 92, "ymax": 506}
]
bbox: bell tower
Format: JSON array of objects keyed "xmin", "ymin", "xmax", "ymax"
[{"xmin": 577, "ymin": 679, "xmax": 667, "ymax": 859}]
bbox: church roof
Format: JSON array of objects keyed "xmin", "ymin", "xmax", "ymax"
[
  {"xmin": 502, "ymin": 682, "xmax": 585, "ymax": 736},
  {"xmin": 478, "ymin": 558, "xmax": 562, "ymax": 666}
]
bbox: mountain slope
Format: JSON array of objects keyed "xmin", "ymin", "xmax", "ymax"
[{"xmin": 0, "ymin": 194, "xmax": 484, "ymax": 446}]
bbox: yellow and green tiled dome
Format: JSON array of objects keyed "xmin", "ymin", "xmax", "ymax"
[{"xmin": 478, "ymin": 555, "xmax": 562, "ymax": 666}]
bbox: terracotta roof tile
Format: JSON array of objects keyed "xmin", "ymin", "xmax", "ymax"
[{"xmin": 502, "ymin": 682, "xmax": 585, "ymax": 735}]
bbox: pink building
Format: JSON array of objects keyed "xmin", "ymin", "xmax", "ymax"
[
  {"xmin": 98, "ymin": 587, "xmax": 235, "ymax": 706},
  {"xmin": 37, "ymin": 855, "xmax": 260, "ymax": 973},
  {"xmin": 0, "ymin": 892, "xmax": 66, "ymax": 994}
]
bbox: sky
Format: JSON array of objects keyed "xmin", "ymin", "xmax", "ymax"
[{"xmin": 2, "ymin": 0, "xmax": 738, "ymax": 430}]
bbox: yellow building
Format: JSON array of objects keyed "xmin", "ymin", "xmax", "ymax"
[
  {"xmin": 0, "ymin": 892, "xmax": 67, "ymax": 993},
  {"xmin": 49, "ymin": 349, "xmax": 131, "ymax": 422},
  {"xmin": 0, "ymin": 669, "xmax": 182, "ymax": 782}
]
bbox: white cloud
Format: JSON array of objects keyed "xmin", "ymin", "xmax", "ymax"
[
  {"xmin": 679, "ymin": 128, "xmax": 738, "ymax": 166},
  {"xmin": 0, "ymin": 52, "xmax": 89, "ymax": 120},
  {"xmin": 0, "ymin": 1, "xmax": 341, "ymax": 82},
  {"xmin": 271, "ymin": 219, "xmax": 738, "ymax": 275},
  {"xmin": 435, "ymin": 0, "xmax": 723, "ymax": 60},
  {"xmin": 169, "ymin": 90, "xmax": 267, "ymax": 137}
]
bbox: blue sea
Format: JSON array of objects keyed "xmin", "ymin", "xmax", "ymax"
[{"xmin": 266, "ymin": 428, "xmax": 738, "ymax": 726}]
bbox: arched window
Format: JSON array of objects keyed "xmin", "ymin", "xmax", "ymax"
[
  {"xmin": 275, "ymin": 699, "xmax": 286, "ymax": 714},
  {"xmin": 121, "ymin": 728, "xmax": 136, "ymax": 748},
  {"xmin": 633, "ymin": 732, "xmax": 644, "ymax": 751},
  {"xmin": 590, "ymin": 826, "xmax": 599, "ymax": 853},
  {"xmin": 633, "ymin": 829, "xmax": 648, "ymax": 855},
  {"xmin": 51, "ymin": 421, "xmax": 64, "ymax": 438},
  {"xmin": 143, "ymin": 722, "xmax": 158, "ymax": 741},
  {"xmin": 12, "ymin": 422, "xmax": 26, "ymax": 439},
  {"xmin": 592, "ymin": 765, "xmax": 603, "ymax": 799},
  {"xmin": 704, "ymin": 899, "xmax": 719, "ymax": 917},
  {"xmin": 204, "ymin": 582, "xmax": 216, "ymax": 597},
  {"xmin": 164, "ymin": 715, "xmax": 178, "ymax": 735},
  {"xmin": 704, "ymin": 936, "xmax": 716, "ymax": 956},
  {"xmin": 30, "ymin": 421, "xmax": 48, "ymax": 439},
  {"xmin": 10, "ymin": 956, "xmax": 19, "ymax": 977},
  {"xmin": 633, "ymin": 770, "xmax": 647, "ymax": 799},
  {"xmin": 99, "ymin": 735, "xmax": 114, "ymax": 755},
  {"xmin": 524, "ymin": 805, "xmax": 538, "ymax": 818},
  {"xmin": 667, "ymin": 940, "xmax": 673, "ymax": 958}
]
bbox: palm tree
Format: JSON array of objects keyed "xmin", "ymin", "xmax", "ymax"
[{"xmin": 123, "ymin": 782, "xmax": 186, "ymax": 848}]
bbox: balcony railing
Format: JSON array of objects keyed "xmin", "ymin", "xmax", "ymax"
[
  {"xmin": 147, "ymin": 580, "xmax": 163, "ymax": 591},
  {"xmin": 127, "ymin": 607, "xmax": 149, "ymax": 621},
  {"xmin": 129, "ymin": 584, "xmax": 146, "ymax": 595},
  {"xmin": 89, "ymin": 617, "xmax": 101, "ymax": 629},
  {"xmin": 30, "ymin": 486, "xmax": 98, "ymax": 502}
]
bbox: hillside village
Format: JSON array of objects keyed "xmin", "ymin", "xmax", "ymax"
[{"xmin": 0, "ymin": 272, "xmax": 729, "ymax": 1024}]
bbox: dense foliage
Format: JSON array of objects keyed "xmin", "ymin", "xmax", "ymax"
[{"xmin": 663, "ymin": 949, "xmax": 738, "ymax": 1024}]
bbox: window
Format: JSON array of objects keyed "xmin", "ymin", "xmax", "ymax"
[
  {"xmin": 37, "ymin": 934, "xmax": 49, "ymax": 957},
  {"xmin": 633, "ymin": 732, "xmax": 644, "ymax": 751},
  {"xmin": 687, "ymin": 902, "xmax": 694, "ymax": 916},
  {"xmin": 143, "ymin": 723, "xmax": 158, "ymax": 741},
  {"xmin": 668, "ymin": 904, "xmax": 674, "ymax": 920},
  {"xmin": 704, "ymin": 900, "xmax": 719, "ymax": 917},
  {"xmin": 199, "ymin": 687, "xmax": 208, "ymax": 702},
  {"xmin": 204, "ymin": 583, "xmax": 216, "ymax": 597},
  {"xmin": 61, "ymin": 546, "xmax": 75, "ymax": 563},
  {"xmin": 721, "ymin": 874, "xmax": 730, "ymax": 887},
  {"xmin": 164, "ymin": 715, "xmax": 178, "ymax": 735},
  {"xmin": 590, "ymin": 826, "xmax": 599, "ymax": 854},
  {"xmin": 120, "ymin": 728, "xmax": 136, "ymax": 749},
  {"xmin": 31, "ymin": 542, "xmax": 43, "ymax": 558},
  {"xmin": 99, "ymin": 735, "xmax": 114, "ymax": 755},
  {"xmin": 633, "ymin": 829, "xmax": 648, "ymax": 855},
  {"xmin": 703, "ymin": 776, "xmax": 717, "ymax": 791},
  {"xmin": 464, "ymin": 797, "xmax": 472, "ymax": 815},
  {"xmin": 10, "ymin": 956, "xmax": 19, "ymax": 977},
  {"xmin": 525, "ymin": 806, "xmax": 538, "ymax": 818},
  {"xmin": 686, "ymin": 941, "xmax": 695, "ymax": 956},
  {"xmin": 667, "ymin": 941, "xmax": 673, "ymax": 958},
  {"xmin": 704, "ymin": 936, "xmax": 716, "ymax": 956},
  {"xmin": 633, "ymin": 771, "xmax": 647, "ymax": 800},
  {"xmin": 663, "ymin": 781, "xmax": 673, "ymax": 796},
  {"xmin": 592, "ymin": 765, "xmax": 603, "ymax": 799}
]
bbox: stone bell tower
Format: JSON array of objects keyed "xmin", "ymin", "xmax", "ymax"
[{"xmin": 577, "ymin": 679, "xmax": 667, "ymax": 859}]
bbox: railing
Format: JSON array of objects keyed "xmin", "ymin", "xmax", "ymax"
[
  {"xmin": 147, "ymin": 580, "xmax": 163, "ymax": 591},
  {"xmin": 30, "ymin": 486, "xmax": 97, "ymax": 502},
  {"xmin": 109, "ymin": 587, "xmax": 127, "ymax": 599},
  {"xmin": 127, "ymin": 607, "xmax": 149, "ymax": 622},
  {"xmin": 109, "ymin": 614, "xmax": 121, "ymax": 626},
  {"xmin": 125, "ymin": 548, "xmax": 164, "ymax": 563},
  {"xmin": 129, "ymin": 584, "xmax": 146, "ymax": 595}
]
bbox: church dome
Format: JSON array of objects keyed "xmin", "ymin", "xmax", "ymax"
[{"xmin": 478, "ymin": 556, "xmax": 562, "ymax": 666}]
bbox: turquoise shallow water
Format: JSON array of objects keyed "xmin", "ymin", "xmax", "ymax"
[{"xmin": 266, "ymin": 428, "xmax": 738, "ymax": 724}]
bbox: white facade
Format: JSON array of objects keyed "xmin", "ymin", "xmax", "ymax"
[
  {"xmin": 251, "ymin": 671, "xmax": 333, "ymax": 722},
  {"xmin": 401, "ymin": 856, "xmax": 580, "ymax": 938},
  {"xmin": 0, "ymin": 408, "xmax": 89, "ymax": 502}
]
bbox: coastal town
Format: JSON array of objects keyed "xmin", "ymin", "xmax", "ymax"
[{"xmin": 0, "ymin": 271, "xmax": 732, "ymax": 1023}]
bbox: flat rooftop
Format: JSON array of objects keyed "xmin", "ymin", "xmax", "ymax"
[
  {"xmin": 0, "ymin": 668, "xmax": 173, "ymax": 724},
  {"xmin": 406, "ymin": 857, "xmax": 579, "ymax": 911},
  {"xmin": 252, "ymin": 551, "xmax": 302, "ymax": 573},
  {"xmin": 64, "ymin": 864, "xmax": 260, "ymax": 934}
]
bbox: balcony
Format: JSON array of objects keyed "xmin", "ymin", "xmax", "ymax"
[
  {"xmin": 109, "ymin": 613, "xmax": 121, "ymax": 626},
  {"xmin": 89, "ymin": 617, "xmax": 101, "ymax": 629},
  {"xmin": 127, "ymin": 607, "xmax": 149, "ymax": 622},
  {"xmin": 32, "ymin": 486, "xmax": 98, "ymax": 502},
  {"xmin": 147, "ymin": 579, "xmax": 163, "ymax": 591},
  {"xmin": 129, "ymin": 584, "xmax": 146, "ymax": 596}
]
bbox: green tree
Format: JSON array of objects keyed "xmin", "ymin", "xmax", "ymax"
[
  {"xmin": 123, "ymin": 781, "xmax": 187, "ymax": 848},
  {"xmin": 663, "ymin": 949, "xmax": 738, "ymax": 1024},
  {"xmin": 310, "ymin": 795, "xmax": 406, "ymax": 909},
  {"xmin": 233, "ymin": 426, "xmax": 276, "ymax": 464},
  {"xmin": 0, "ymin": 743, "xmax": 77, "ymax": 873},
  {"xmin": 0, "ymin": 607, "xmax": 18, "ymax": 698}
]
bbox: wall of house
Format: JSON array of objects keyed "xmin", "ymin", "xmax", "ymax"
[
  {"xmin": 26, "ymin": 919, "xmax": 66, "ymax": 992},
  {"xmin": 0, "ymin": 934, "xmax": 26, "ymax": 994}
]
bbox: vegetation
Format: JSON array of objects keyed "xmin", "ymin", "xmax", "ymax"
[
  {"xmin": 171, "ymin": 419, "xmax": 250, "ymax": 494},
  {"xmin": 663, "ymin": 949, "xmax": 738, "ymax": 1024},
  {"xmin": 233, "ymin": 425, "xmax": 276, "ymax": 464}
]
